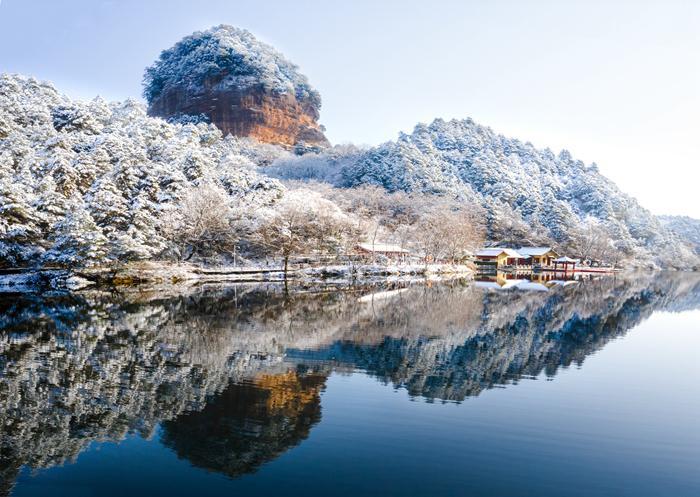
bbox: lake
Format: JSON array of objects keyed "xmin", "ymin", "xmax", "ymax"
[{"xmin": 1, "ymin": 272, "xmax": 699, "ymax": 496}]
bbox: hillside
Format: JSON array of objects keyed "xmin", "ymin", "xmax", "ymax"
[
  {"xmin": 2, "ymin": 23, "xmax": 699, "ymax": 271},
  {"xmin": 143, "ymin": 25, "xmax": 329, "ymax": 148},
  {"xmin": 660, "ymin": 215, "xmax": 700, "ymax": 255},
  {"xmin": 0, "ymin": 74, "xmax": 285, "ymax": 267},
  {"xmin": 2, "ymin": 74, "xmax": 698, "ymax": 271},
  {"xmin": 272, "ymin": 118, "xmax": 699, "ymax": 268}
]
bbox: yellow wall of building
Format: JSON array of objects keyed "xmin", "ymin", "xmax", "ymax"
[{"xmin": 533, "ymin": 251, "xmax": 558, "ymax": 265}]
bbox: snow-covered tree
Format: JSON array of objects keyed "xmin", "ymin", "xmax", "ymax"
[
  {"xmin": 0, "ymin": 74, "xmax": 284, "ymax": 267},
  {"xmin": 44, "ymin": 207, "xmax": 109, "ymax": 266},
  {"xmin": 251, "ymin": 190, "xmax": 352, "ymax": 275},
  {"xmin": 143, "ymin": 25, "xmax": 321, "ymax": 112},
  {"xmin": 161, "ymin": 182, "xmax": 240, "ymax": 260}
]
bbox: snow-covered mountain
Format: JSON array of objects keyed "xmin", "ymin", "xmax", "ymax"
[
  {"xmin": 144, "ymin": 25, "xmax": 328, "ymax": 147},
  {"xmin": 143, "ymin": 25, "xmax": 320, "ymax": 109},
  {"xmin": 277, "ymin": 118, "xmax": 697, "ymax": 268},
  {"xmin": 1, "ymin": 74, "xmax": 698, "ymax": 269}
]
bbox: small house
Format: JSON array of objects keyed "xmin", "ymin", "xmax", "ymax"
[
  {"xmin": 517, "ymin": 247, "xmax": 559, "ymax": 267},
  {"xmin": 355, "ymin": 242, "xmax": 409, "ymax": 262},
  {"xmin": 475, "ymin": 248, "xmax": 525, "ymax": 268}
]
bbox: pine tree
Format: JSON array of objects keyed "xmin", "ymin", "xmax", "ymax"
[{"xmin": 44, "ymin": 207, "xmax": 109, "ymax": 267}]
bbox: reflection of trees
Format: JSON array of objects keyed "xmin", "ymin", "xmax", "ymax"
[
  {"xmin": 161, "ymin": 371, "xmax": 326, "ymax": 478},
  {"xmin": 287, "ymin": 272, "xmax": 700, "ymax": 401},
  {"xmin": 0, "ymin": 287, "xmax": 299, "ymax": 496},
  {"xmin": 0, "ymin": 282, "xmax": 392, "ymax": 493},
  {"xmin": 0, "ymin": 272, "xmax": 698, "ymax": 491}
]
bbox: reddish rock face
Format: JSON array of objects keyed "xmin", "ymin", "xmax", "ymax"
[{"xmin": 148, "ymin": 84, "xmax": 329, "ymax": 148}]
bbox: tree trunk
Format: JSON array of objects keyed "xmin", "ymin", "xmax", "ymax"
[
  {"xmin": 282, "ymin": 255, "xmax": 290, "ymax": 294},
  {"xmin": 183, "ymin": 246, "xmax": 195, "ymax": 261},
  {"xmin": 371, "ymin": 223, "xmax": 379, "ymax": 265}
]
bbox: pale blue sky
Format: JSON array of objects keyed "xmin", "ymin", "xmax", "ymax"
[{"xmin": 1, "ymin": 0, "xmax": 698, "ymax": 217}]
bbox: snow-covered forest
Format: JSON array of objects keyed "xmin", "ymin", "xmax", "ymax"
[
  {"xmin": 660, "ymin": 216, "xmax": 700, "ymax": 256},
  {"xmin": 0, "ymin": 74, "xmax": 285, "ymax": 266},
  {"xmin": 0, "ymin": 75, "xmax": 484, "ymax": 269},
  {"xmin": 270, "ymin": 119, "xmax": 699, "ymax": 268},
  {"xmin": 143, "ymin": 25, "xmax": 321, "ymax": 113},
  {"xmin": 2, "ymin": 47, "xmax": 699, "ymax": 270}
]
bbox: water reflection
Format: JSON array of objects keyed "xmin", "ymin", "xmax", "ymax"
[
  {"xmin": 161, "ymin": 371, "xmax": 326, "ymax": 478},
  {"xmin": 0, "ymin": 272, "xmax": 699, "ymax": 492},
  {"xmin": 474, "ymin": 270, "xmax": 584, "ymax": 290}
]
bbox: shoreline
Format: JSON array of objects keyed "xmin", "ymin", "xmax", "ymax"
[{"xmin": 0, "ymin": 262, "xmax": 475, "ymax": 292}]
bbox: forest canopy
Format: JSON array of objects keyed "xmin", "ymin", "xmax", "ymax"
[
  {"xmin": 143, "ymin": 25, "xmax": 321, "ymax": 111},
  {"xmin": 2, "ymin": 68, "xmax": 699, "ymax": 270}
]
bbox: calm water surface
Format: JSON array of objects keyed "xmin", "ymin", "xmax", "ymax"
[{"xmin": 1, "ymin": 272, "xmax": 699, "ymax": 496}]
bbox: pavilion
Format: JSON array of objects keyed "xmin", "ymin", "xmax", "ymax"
[{"xmin": 552, "ymin": 256, "xmax": 578, "ymax": 271}]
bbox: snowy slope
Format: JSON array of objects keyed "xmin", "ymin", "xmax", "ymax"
[
  {"xmin": 0, "ymin": 74, "xmax": 285, "ymax": 266},
  {"xmin": 659, "ymin": 216, "xmax": 700, "ymax": 255},
  {"xmin": 331, "ymin": 118, "xmax": 697, "ymax": 268}
]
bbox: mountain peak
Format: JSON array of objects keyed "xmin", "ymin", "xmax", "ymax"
[{"xmin": 143, "ymin": 25, "xmax": 328, "ymax": 148}]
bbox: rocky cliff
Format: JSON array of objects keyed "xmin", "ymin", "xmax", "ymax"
[
  {"xmin": 147, "ymin": 82, "xmax": 328, "ymax": 147},
  {"xmin": 144, "ymin": 25, "xmax": 329, "ymax": 148}
]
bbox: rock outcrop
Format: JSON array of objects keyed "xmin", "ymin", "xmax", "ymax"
[
  {"xmin": 147, "ymin": 82, "xmax": 328, "ymax": 148},
  {"xmin": 144, "ymin": 25, "xmax": 329, "ymax": 148}
]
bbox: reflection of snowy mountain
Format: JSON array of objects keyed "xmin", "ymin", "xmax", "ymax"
[
  {"xmin": 288, "ymin": 273, "xmax": 700, "ymax": 400},
  {"xmin": 0, "ymin": 272, "xmax": 699, "ymax": 489}
]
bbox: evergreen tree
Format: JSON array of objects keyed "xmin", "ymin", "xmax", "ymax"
[{"xmin": 44, "ymin": 207, "xmax": 109, "ymax": 266}]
